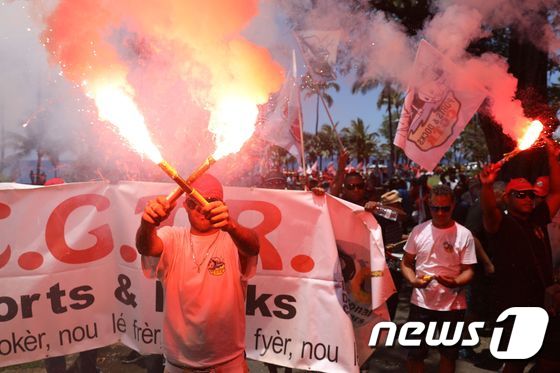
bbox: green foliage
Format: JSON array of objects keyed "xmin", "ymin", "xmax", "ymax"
[
  {"xmin": 6, "ymin": 123, "xmax": 65, "ymax": 184},
  {"xmin": 340, "ymin": 118, "xmax": 378, "ymax": 164},
  {"xmin": 301, "ymin": 73, "xmax": 341, "ymax": 134}
]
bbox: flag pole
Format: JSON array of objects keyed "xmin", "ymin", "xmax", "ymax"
[{"xmin": 293, "ymin": 50, "xmax": 309, "ymax": 191}]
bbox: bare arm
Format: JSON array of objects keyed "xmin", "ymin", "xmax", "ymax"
[
  {"xmin": 136, "ymin": 221, "xmax": 164, "ymax": 257},
  {"xmin": 545, "ymin": 138, "xmax": 560, "ymax": 218},
  {"xmin": 135, "ymin": 196, "xmax": 175, "ymax": 257},
  {"xmin": 436, "ymin": 264, "xmax": 474, "ymax": 288},
  {"xmin": 400, "ymin": 252, "xmax": 430, "ymax": 288},
  {"xmin": 330, "ymin": 148, "xmax": 349, "ymax": 197},
  {"xmin": 224, "ymin": 221, "xmax": 260, "ymax": 257},
  {"xmin": 479, "ymin": 165, "xmax": 502, "ymax": 233},
  {"xmin": 473, "ymin": 236, "xmax": 494, "ymax": 275}
]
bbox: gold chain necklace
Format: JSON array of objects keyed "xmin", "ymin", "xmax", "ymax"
[{"xmin": 189, "ymin": 232, "xmax": 220, "ymax": 273}]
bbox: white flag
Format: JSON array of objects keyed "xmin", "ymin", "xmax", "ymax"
[
  {"xmin": 296, "ymin": 29, "xmax": 341, "ymax": 82},
  {"xmin": 394, "ymin": 40, "xmax": 487, "ymax": 171},
  {"xmin": 257, "ymin": 67, "xmax": 303, "ymax": 163}
]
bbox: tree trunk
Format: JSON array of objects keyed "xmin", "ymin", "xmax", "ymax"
[
  {"xmin": 315, "ymin": 93, "xmax": 320, "ymax": 135},
  {"xmin": 35, "ymin": 152, "xmax": 43, "ymax": 185},
  {"xmin": 387, "ymin": 89, "xmax": 394, "ymax": 178}
]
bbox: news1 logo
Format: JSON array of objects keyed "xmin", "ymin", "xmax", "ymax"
[{"xmin": 369, "ymin": 307, "xmax": 549, "ymax": 359}]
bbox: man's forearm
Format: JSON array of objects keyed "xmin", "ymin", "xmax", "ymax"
[
  {"xmin": 480, "ymin": 183, "xmax": 496, "ymax": 211},
  {"xmin": 454, "ymin": 267, "xmax": 474, "ymax": 287},
  {"xmin": 400, "ymin": 262, "xmax": 417, "ymax": 285},
  {"xmin": 225, "ymin": 220, "xmax": 260, "ymax": 257},
  {"xmin": 136, "ymin": 221, "xmax": 163, "ymax": 256},
  {"xmin": 474, "ymin": 237, "xmax": 491, "ymax": 265}
]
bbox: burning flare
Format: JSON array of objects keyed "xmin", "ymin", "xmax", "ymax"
[
  {"xmin": 517, "ymin": 119, "xmax": 544, "ymax": 151},
  {"xmin": 209, "ymin": 95, "xmax": 260, "ymax": 160},
  {"xmin": 87, "ymin": 81, "xmax": 208, "ymax": 206},
  {"xmin": 86, "ymin": 82, "xmax": 163, "ymax": 164},
  {"xmin": 493, "ymin": 119, "xmax": 544, "ymax": 169}
]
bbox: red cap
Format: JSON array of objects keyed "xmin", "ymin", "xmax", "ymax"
[
  {"xmin": 505, "ymin": 178, "xmax": 535, "ymax": 194},
  {"xmin": 191, "ymin": 173, "xmax": 223, "ymax": 200},
  {"xmin": 533, "ymin": 176, "xmax": 549, "ymax": 197}
]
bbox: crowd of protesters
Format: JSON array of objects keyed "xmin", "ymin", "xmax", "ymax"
[
  {"xmin": 252, "ymin": 142, "xmax": 560, "ymax": 373},
  {"xmin": 19, "ymin": 143, "xmax": 560, "ymax": 372}
]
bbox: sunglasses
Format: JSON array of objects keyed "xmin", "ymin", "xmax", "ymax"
[
  {"xmin": 429, "ymin": 205, "xmax": 451, "ymax": 212},
  {"xmin": 344, "ymin": 183, "xmax": 365, "ymax": 191},
  {"xmin": 185, "ymin": 197, "xmax": 222, "ymax": 210},
  {"xmin": 509, "ymin": 190, "xmax": 536, "ymax": 200}
]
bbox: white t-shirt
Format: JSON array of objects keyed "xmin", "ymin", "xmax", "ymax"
[
  {"xmin": 142, "ymin": 227, "xmax": 257, "ymax": 368},
  {"xmin": 404, "ymin": 220, "xmax": 476, "ymax": 311}
]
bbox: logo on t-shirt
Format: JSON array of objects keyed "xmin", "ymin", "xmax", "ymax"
[
  {"xmin": 443, "ymin": 241, "xmax": 454, "ymax": 253},
  {"xmin": 208, "ymin": 257, "xmax": 226, "ymax": 276}
]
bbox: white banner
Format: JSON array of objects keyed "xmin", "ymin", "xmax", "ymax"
[{"xmin": 0, "ymin": 182, "xmax": 392, "ymax": 371}]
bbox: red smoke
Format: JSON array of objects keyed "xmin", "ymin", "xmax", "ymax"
[{"xmin": 40, "ymin": 0, "xmax": 284, "ymax": 173}]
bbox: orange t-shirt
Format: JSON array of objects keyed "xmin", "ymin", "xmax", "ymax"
[{"xmin": 142, "ymin": 228, "xmax": 257, "ymax": 368}]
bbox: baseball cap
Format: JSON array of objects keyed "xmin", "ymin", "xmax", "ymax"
[
  {"xmin": 190, "ymin": 173, "xmax": 223, "ymax": 200},
  {"xmin": 381, "ymin": 190, "xmax": 402, "ymax": 204},
  {"xmin": 505, "ymin": 178, "xmax": 536, "ymax": 194},
  {"xmin": 533, "ymin": 176, "xmax": 549, "ymax": 197}
]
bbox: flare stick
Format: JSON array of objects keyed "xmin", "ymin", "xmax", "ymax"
[
  {"xmin": 164, "ymin": 156, "xmax": 216, "ymax": 204},
  {"xmin": 158, "ymin": 160, "xmax": 209, "ymax": 206}
]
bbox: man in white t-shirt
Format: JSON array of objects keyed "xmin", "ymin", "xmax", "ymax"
[
  {"xmin": 401, "ymin": 184, "xmax": 476, "ymax": 373},
  {"xmin": 136, "ymin": 174, "xmax": 259, "ymax": 372}
]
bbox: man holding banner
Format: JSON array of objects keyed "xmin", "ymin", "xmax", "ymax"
[{"xmin": 136, "ymin": 174, "xmax": 259, "ymax": 372}]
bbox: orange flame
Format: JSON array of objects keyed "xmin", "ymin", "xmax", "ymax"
[
  {"xmin": 86, "ymin": 81, "xmax": 162, "ymax": 164},
  {"xmin": 208, "ymin": 95, "xmax": 259, "ymax": 160},
  {"xmin": 517, "ymin": 120, "xmax": 543, "ymax": 151}
]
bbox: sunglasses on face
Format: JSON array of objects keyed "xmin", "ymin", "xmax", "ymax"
[
  {"xmin": 509, "ymin": 190, "xmax": 536, "ymax": 200},
  {"xmin": 185, "ymin": 197, "xmax": 222, "ymax": 210},
  {"xmin": 344, "ymin": 182, "xmax": 365, "ymax": 191},
  {"xmin": 429, "ymin": 205, "xmax": 451, "ymax": 212}
]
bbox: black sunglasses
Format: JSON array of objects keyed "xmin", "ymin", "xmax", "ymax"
[
  {"xmin": 510, "ymin": 190, "xmax": 536, "ymax": 200},
  {"xmin": 185, "ymin": 197, "xmax": 222, "ymax": 210},
  {"xmin": 429, "ymin": 205, "xmax": 451, "ymax": 212},
  {"xmin": 344, "ymin": 182, "xmax": 365, "ymax": 191}
]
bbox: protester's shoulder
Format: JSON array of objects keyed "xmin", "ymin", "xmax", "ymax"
[
  {"xmin": 454, "ymin": 222, "xmax": 475, "ymax": 237},
  {"xmin": 410, "ymin": 220, "xmax": 432, "ymax": 235}
]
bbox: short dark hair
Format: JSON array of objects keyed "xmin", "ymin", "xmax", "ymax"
[
  {"xmin": 430, "ymin": 184, "xmax": 454, "ymax": 200},
  {"xmin": 344, "ymin": 172, "xmax": 364, "ymax": 182}
]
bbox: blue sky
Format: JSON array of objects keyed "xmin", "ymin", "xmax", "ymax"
[{"xmin": 300, "ymin": 80, "xmax": 384, "ymax": 136}]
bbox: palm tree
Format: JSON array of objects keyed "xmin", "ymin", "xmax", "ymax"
[
  {"xmin": 300, "ymin": 73, "xmax": 340, "ymax": 134},
  {"xmin": 7, "ymin": 123, "xmax": 61, "ymax": 184},
  {"xmin": 340, "ymin": 118, "xmax": 377, "ymax": 166},
  {"xmin": 303, "ymin": 131, "xmax": 320, "ymax": 165},
  {"xmin": 317, "ymin": 124, "xmax": 339, "ymax": 164},
  {"xmin": 353, "ymin": 77, "xmax": 403, "ymax": 175}
]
